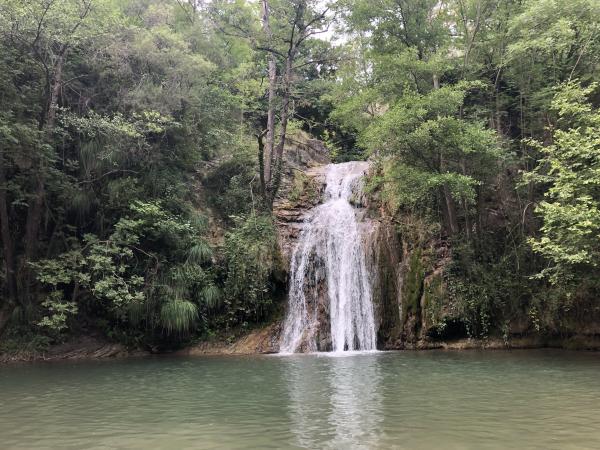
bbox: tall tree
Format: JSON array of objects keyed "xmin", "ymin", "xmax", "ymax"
[
  {"xmin": 524, "ymin": 82, "xmax": 600, "ymax": 286},
  {"xmin": 0, "ymin": 0, "xmax": 106, "ymax": 332},
  {"xmin": 211, "ymin": 0, "xmax": 331, "ymax": 208}
]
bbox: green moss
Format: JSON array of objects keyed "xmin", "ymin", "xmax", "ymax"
[
  {"xmin": 288, "ymin": 171, "xmax": 319, "ymax": 205},
  {"xmin": 423, "ymin": 273, "xmax": 445, "ymax": 326},
  {"xmin": 402, "ymin": 249, "xmax": 425, "ymax": 325},
  {"xmin": 289, "ymin": 171, "xmax": 308, "ymax": 203},
  {"xmin": 374, "ymin": 242, "xmax": 402, "ymax": 344}
]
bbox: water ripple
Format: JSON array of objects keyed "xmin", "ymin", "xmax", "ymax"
[{"xmin": 1, "ymin": 350, "xmax": 600, "ymax": 449}]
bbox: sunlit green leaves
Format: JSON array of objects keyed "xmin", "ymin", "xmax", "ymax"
[
  {"xmin": 361, "ymin": 84, "xmax": 500, "ymax": 218},
  {"xmin": 37, "ymin": 291, "xmax": 79, "ymax": 333},
  {"xmin": 525, "ymin": 82, "xmax": 600, "ymax": 284}
]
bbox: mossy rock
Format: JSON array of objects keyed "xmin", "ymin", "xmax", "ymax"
[
  {"xmin": 288, "ymin": 171, "xmax": 319, "ymax": 205},
  {"xmin": 422, "ymin": 272, "xmax": 445, "ymax": 327},
  {"xmin": 402, "ymin": 249, "xmax": 425, "ymax": 326}
]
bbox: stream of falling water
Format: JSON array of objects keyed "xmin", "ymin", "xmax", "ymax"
[{"xmin": 279, "ymin": 162, "xmax": 376, "ymax": 353}]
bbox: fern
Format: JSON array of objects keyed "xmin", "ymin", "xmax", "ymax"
[
  {"xmin": 201, "ymin": 284, "xmax": 222, "ymax": 310},
  {"xmin": 70, "ymin": 188, "xmax": 95, "ymax": 218},
  {"xmin": 187, "ymin": 241, "xmax": 212, "ymax": 264},
  {"xmin": 189, "ymin": 212, "xmax": 208, "ymax": 232},
  {"xmin": 160, "ymin": 299, "xmax": 198, "ymax": 334}
]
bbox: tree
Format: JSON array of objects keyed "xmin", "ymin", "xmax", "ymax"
[
  {"xmin": 506, "ymin": 0, "xmax": 600, "ymax": 142},
  {"xmin": 361, "ymin": 83, "xmax": 501, "ymax": 236},
  {"xmin": 211, "ymin": 0, "xmax": 331, "ymax": 208},
  {"xmin": 0, "ymin": 0, "xmax": 242, "ymax": 342},
  {"xmin": 524, "ymin": 81, "xmax": 600, "ymax": 286},
  {"xmin": 0, "ymin": 0, "xmax": 109, "ymax": 333}
]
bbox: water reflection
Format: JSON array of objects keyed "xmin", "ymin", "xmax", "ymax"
[
  {"xmin": 284, "ymin": 352, "xmax": 384, "ymax": 448},
  {"xmin": 3, "ymin": 351, "xmax": 600, "ymax": 449},
  {"xmin": 284, "ymin": 356, "xmax": 333, "ymax": 448}
]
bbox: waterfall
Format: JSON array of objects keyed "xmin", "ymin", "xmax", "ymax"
[{"xmin": 280, "ymin": 161, "xmax": 377, "ymax": 353}]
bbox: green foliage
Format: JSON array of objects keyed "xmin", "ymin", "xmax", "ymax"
[
  {"xmin": 507, "ymin": 0, "xmax": 600, "ymax": 83},
  {"xmin": 201, "ymin": 284, "xmax": 223, "ymax": 310},
  {"xmin": 33, "ymin": 197, "xmax": 219, "ymax": 343},
  {"xmin": 0, "ymin": 332, "xmax": 51, "ymax": 360},
  {"xmin": 0, "ymin": 0, "xmax": 259, "ymax": 349},
  {"xmin": 328, "ymin": 0, "xmax": 600, "ymax": 339},
  {"xmin": 422, "ymin": 274, "xmax": 445, "ymax": 329},
  {"xmin": 362, "ymin": 84, "xmax": 501, "ymax": 228},
  {"xmin": 445, "ymin": 238, "xmax": 533, "ymax": 339},
  {"xmin": 160, "ymin": 300, "xmax": 199, "ymax": 335},
  {"xmin": 203, "ymin": 142, "xmax": 260, "ymax": 218},
  {"xmin": 524, "ymin": 82, "xmax": 600, "ymax": 285},
  {"xmin": 37, "ymin": 292, "xmax": 78, "ymax": 334},
  {"xmin": 401, "ymin": 250, "xmax": 425, "ymax": 325},
  {"xmin": 2, "ymin": 0, "xmax": 600, "ymax": 352},
  {"xmin": 187, "ymin": 242, "xmax": 213, "ymax": 265},
  {"xmin": 224, "ymin": 214, "xmax": 280, "ymax": 325},
  {"xmin": 288, "ymin": 171, "xmax": 318, "ymax": 204}
]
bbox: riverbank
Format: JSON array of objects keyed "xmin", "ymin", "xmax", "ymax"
[
  {"xmin": 0, "ymin": 335, "xmax": 149, "ymax": 364},
  {"xmin": 2, "ymin": 323, "xmax": 600, "ymax": 364}
]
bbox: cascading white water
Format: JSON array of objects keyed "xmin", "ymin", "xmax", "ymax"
[{"xmin": 280, "ymin": 161, "xmax": 377, "ymax": 353}]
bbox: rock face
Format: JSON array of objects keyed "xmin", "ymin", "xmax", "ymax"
[
  {"xmin": 178, "ymin": 322, "xmax": 282, "ymax": 356},
  {"xmin": 271, "ymin": 134, "xmax": 447, "ymax": 352},
  {"xmin": 367, "ymin": 227, "xmax": 453, "ymax": 349},
  {"xmin": 273, "ymin": 151, "xmax": 458, "ymax": 353},
  {"xmin": 279, "ymin": 162, "xmax": 377, "ymax": 353},
  {"xmin": 273, "ymin": 131, "xmax": 331, "ymax": 265},
  {"xmin": 273, "ymin": 133, "xmax": 330, "ymax": 352},
  {"xmin": 364, "ymin": 217, "xmax": 403, "ymax": 348},
  {"xmin": 269, "ymin": 134, "xmax": 468, "ymax": 351}
]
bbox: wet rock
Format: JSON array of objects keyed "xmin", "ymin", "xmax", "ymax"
[
  {"xmin": 273, "ymin": 132, "xmax": 330, "ymax": 266},
  {"xmin": 180, "ymin": 322, "xmax": 282, "ymax": 355}
]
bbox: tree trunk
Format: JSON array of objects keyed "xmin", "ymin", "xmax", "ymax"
[
  {"xmin": 442, "ymin": 185, "xmax": 459, "ymax": 235},
  {"xmin": 438, "ymin": 151, "xmax": 459, "ymax": 236},
  {"xmin": 0, "ymin": 301, "xmax": 16, "ymax": 338},
  {"xmin": 0, "ymin": 158, "xmax": 15, "ymax": 299},
  {"xmin": 46, "ymin": 51, "xmax": 64, "ymax": 135},
  {"xmin": 494, "ymin": 68, "xmax": 503, "ymax": 135},
  {"xmin": 22, "ymin": 50, "xmax": 65, "ymax": 305},
  {"xmin": 260, "ymin": 0, "xmax": 277, "ymax": 198},
  {"xmin": 475, "ymin": 184, "xmax": 484, "ymax": 239},
  {"xmin": 0, "ymin": 157, "xmax": 17, "ymax": 337},
  {"xmin": 270, "ymin": 54, "xmax": 294, "ymax": 205},
  {"xmin": 433, "ymin": 73, "xmax": 439, "ymax": 90},
  {"xmin": 433, "ymin": 73, "xmax": 459, "ymax": 235}
]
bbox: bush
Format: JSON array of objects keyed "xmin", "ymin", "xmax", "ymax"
[{"xmin": 223, "ymin": 214, "xmax": 280, "ymax": 326}]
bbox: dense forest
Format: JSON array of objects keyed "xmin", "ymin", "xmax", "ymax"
[{"xmin": 0, "ymin": 0, "xmax": 599, "ymax": 356}]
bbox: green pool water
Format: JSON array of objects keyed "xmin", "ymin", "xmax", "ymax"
[{"xmin": 1, "ymin": 349, "xmax": 599, "ymax": 449}]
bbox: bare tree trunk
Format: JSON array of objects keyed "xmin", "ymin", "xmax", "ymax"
[
  {"xmin": 461, "ymin": 159, "xmax": 471, "ymax": 241},
  {"xmin": 22, "ymin": 50, "xmax": 65, "ymax": 306},
  {"xmin": 442, "ymin": 185, "xmax": 459, "ymax": 235},
  {"xmin": 258, "ymin": 0, "xmax": 317, "ymax": 208},
  {"xmin": 271, "ymin": 54, "xmax": 294, "ymax": 204},
  {"xmin": 475, "ymin": 184, "xmax": 484, "ymax": 238},
  {"xmin": 46, "ymin": 51, "xmax": 64, "ymax": 134},
  {"xmin": 257, "ymin": 130, "xmax": 267, "ymax": 194},
  {"xmin": 0, "ymin": 159, "xmax": 15, "ymax": 300},
  {"xmin": 494, "ymin": 68, "xmax": 503, "ymax": 135},
  {"xmin": 260, "ymin": 0, "xmax": 277, "ymax": 197}
]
